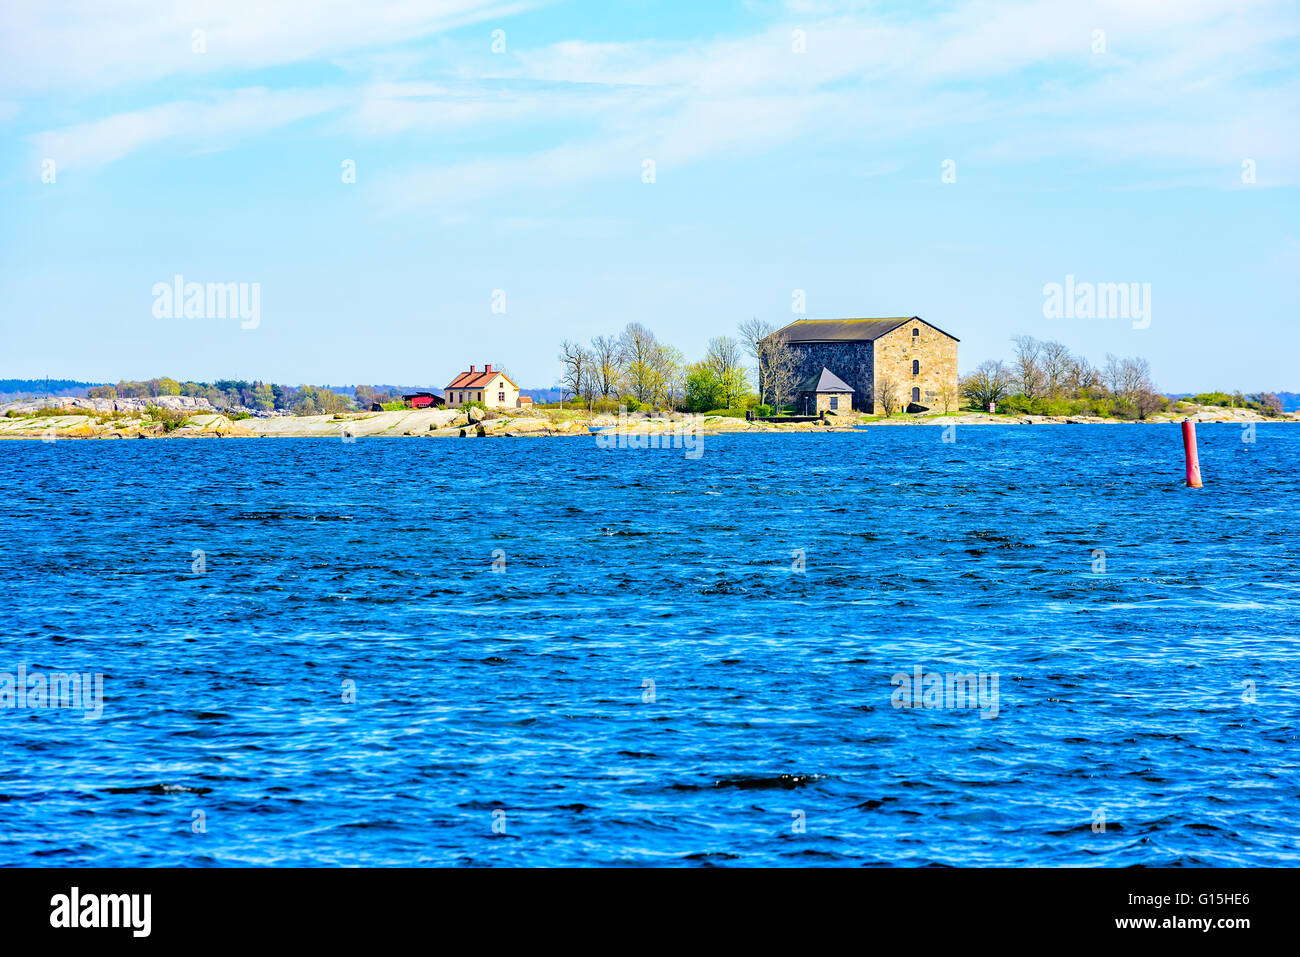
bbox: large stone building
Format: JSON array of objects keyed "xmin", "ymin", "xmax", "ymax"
[{"xmin": 763, "ymin": 317, "xmax": 959, "ymax": 413}]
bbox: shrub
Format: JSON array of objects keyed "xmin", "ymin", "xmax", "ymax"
[
  {"xmin": 93, "ymin": 411, "xmax": 133, "ymax": 424},
  {"xmin": 1089, "ymin": 397, "xmax": 1117, "ymax": 418},
  {"xmin": 1110, "ymin": 400, "xmax": 1139, "ymax": 421},
  {"xmin": 145, "ymin": 405, "xmax": 190, "ymax": 432},
  {"xmin": 1191, "ymin": 391, "xmax": 1234, "ymax": 407}
]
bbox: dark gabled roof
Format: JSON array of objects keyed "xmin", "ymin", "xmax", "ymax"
[
  {"xmin": 796, "ymin": 367, "xmax": 854, "ymax": 394},
  {"xmin": 767, "ymin": 316, "xmax": 960, "ymax": 343}
]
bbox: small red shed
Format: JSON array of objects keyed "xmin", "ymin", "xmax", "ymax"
[{"xmin": 402, "ymin": 391, "xmax": 444, "ymax": 409}]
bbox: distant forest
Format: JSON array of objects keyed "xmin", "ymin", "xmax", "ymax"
[
  {"xmin": 1168, "ymin": 392, "xmax": 1298, "ymax": 412},
  {"xmin": 0, "ymin": 378, "xmax": 106, "ymax": 397}
]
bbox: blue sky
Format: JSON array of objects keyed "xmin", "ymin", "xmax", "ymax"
[{"xmin": 1, "ymin": 0, "xmax": 1297, "ymax": 391}]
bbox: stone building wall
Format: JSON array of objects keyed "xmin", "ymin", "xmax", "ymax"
[
  {"xmin": 872, "ymin": 320, "xmax": 960, "ymax": 412},
  {"xmin": 814, "ymin": 391, "xmax": 851, "ymax": 414},
  {"xmin": 775, "ymin": 342, "xmax": 874, "ymax": 412}
]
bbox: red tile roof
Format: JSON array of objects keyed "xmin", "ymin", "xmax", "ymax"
[{"xmin": 446, "ymin": 370, "xmax": 518, "ymax": 390}]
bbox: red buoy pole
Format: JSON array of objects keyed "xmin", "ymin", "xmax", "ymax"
[{"xmin": 1182, "ymin": 420, "xmax": 1203, "ymax": 488}]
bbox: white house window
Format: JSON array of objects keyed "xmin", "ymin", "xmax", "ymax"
[{"xmin": 498, "ymin": 392, "xmax": 505, "ymax": 402}]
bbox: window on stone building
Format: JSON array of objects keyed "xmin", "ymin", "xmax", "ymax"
[
  {"xmin": 912, "ymin": 359, "xmax": 920, "ymax": 375},
  {"xmin": 912, "ymin": 387, "xmax": 920, "ymax": 403},
  {"xmin": 830, "ymin": 396, "xmax": 838, "ymax": 410},
  {"xmin": 912, "ymin": 327, "xmax": 920, "ymax": 338}
]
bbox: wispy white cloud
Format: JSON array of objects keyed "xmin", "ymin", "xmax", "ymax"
[
  {"xmin": 29, "ymin": 87, "xmax": 343, "ymax": 169},
  {"xmin": 15, "ymin": 0, "xmax": 1300, "ymax": 193},
  {"xmin": 0, "ymin": 0, "xmax": 542, "ymax": 96},
  {"xmin": 372, "ymin": 0, "xmax": 1300, "ymax": 202}
]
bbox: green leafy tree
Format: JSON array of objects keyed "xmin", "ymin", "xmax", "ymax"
[{"xmin": 684, "ymin": 362, "xmax": 721, "ymax": 412}]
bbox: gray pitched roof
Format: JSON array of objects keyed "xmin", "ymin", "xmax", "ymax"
[
  {"xmin": 767, "ymin": 316, "xmax": 960, "ymax": 343},
  {"xmin": 796, "ymin": 367, "xmax": 854, "ymax": 394}
]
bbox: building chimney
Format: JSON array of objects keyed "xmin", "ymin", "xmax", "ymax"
[
  {"xmin": 469, "ymin": 365, "xmax": 475, "ymax": 373},
  {"xmin": 485, "ymin": 364, "xmax": 493, "ymax": 373}
]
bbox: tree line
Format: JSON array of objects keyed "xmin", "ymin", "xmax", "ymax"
[
  {"xmin": 558, "ymin": 319, "xmax": 804, "ymax": 413},
  {"xmin": 87, "ymin": 378, "xmax": 380, "ymax": 416},
  {"xmin": 961, "ymin": 337, "xmax": 1167, "ymax": 418}
]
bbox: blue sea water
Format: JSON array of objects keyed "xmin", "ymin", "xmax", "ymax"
[{"xmin": 1, "ymin": 425, "xmax": 1297, "ymax": 867}]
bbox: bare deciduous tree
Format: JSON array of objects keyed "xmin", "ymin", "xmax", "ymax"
[
  {"xmin": 960, "ymin": 360, "xmax": 1012, "ymax": 410},
  {"xmin": 875, "ymin": 376, "xmax": 901, "ymax": 416},
  {"xmin": 1039, "ymin": 340, "xmax": 1072, "ymax": 397},
  {"xmin": 590, "ymin": 335, "xmax": 624, "ymax": 399},
  {"xmin": 1119, "ymin": 356, "xmax": 1153, "ymax": 402},
  {"xmin": 937, "ymin": 381, "xmax": 959, "ymax": 414},
  {"xmin": 649, "ymin": 343, "xmax": 684, "ymax": 409},
  {"xmin": 1134, "ymin": 388, "xmax": 1165, "ymax": 420},
  {"xmin": 1066, "ymin": 356, "xmax": 1101, "ymax": 393},
  {"xmin": 705, "ymin": 336, "xmax": 745, "ymax": 408},
  {"xmin": 1011, "ymin": 335, "xmax": 1043, "ymax": 399},
  {"xmin": 1102, "ymin": 353, "xmax": 1125, "ymax": 396},
  {"xmin": 738, "ymin": 317, "xmax": 776, "ymax": 399},
  {"xmin": 757, "ymin": 329, "xmax": 799, "ymax": 411},
  {"xmin": 619, "ymin": 323, "xmax": 657, "ymax": 403},
  {"xmin": 558, "ymin": 340, "xmax": 591, "ymax": 409}
]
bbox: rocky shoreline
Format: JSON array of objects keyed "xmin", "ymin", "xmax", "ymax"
[{"xmin": 0, "ymin": 400, "xmax": 1294, "ymax": 441}]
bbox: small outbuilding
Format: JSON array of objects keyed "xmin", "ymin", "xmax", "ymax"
[
  {"xmin": 795, "ymin": 367, "xmax": 854, "ymax": 415},
  {"xmin": 402, "ymin": 391, "xmax": 445, "ymax": 409}
]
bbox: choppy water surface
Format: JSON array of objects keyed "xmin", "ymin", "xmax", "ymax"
[{"xmin": 1, "ymin": 425, "xmax": 1297, "ymax": 866}]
